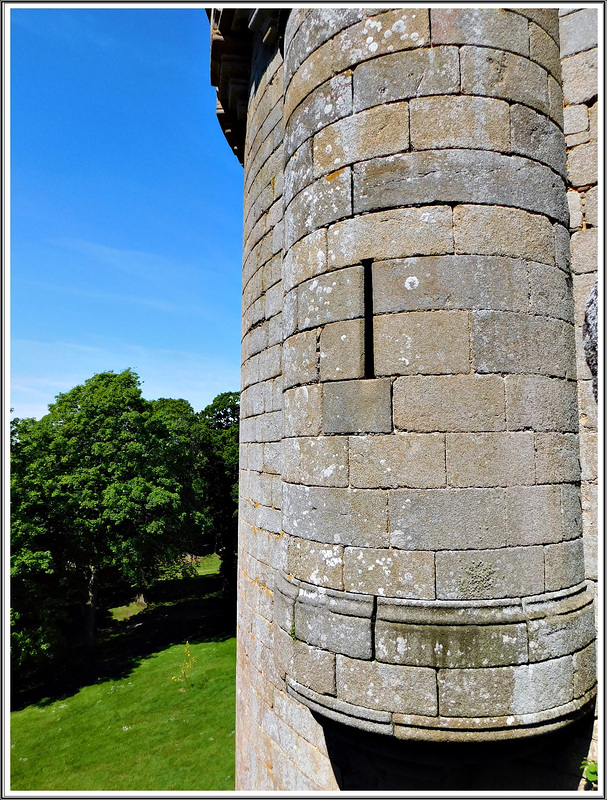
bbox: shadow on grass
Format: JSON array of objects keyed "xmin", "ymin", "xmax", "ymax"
[{"xmin": 12, "ymin": 572, "xmax": 236, "ymax": 712}]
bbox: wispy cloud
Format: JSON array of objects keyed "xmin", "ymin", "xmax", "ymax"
[
  {"xmin": 10, "ymin": 339, "xmax": 240, "ymax": 419},
  {"xmin": 11, "ymin": 8, "xmax": 121, "ymax": 53},
  {"xmin": 51, "ymin": 237, "xmax": 190, "ymax": 282},
  {"xmin": 18, "ymin": 278, "xmax": 185, "ymax": 313}
]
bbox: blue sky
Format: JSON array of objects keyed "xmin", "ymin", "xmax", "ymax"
[{"xmin": 10, "ymin": 7, "xmax": 245, "ymax": 418}]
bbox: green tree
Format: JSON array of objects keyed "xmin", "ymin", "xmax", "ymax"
[
  {"xmin": 196, "ymin": 392, "xmax": 240, "ymax": 598},
  {"xmin": 10, "ymin": 370, "xmax": 201, "ymax": 675}
]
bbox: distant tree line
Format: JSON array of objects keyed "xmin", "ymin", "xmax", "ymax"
[{"xmin": 10, "ymin": 369, "xmax": 239, "ymax": 685}]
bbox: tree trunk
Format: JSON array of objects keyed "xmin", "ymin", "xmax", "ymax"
[{"xmin": 84, "ymin": 566, "xmax": 98, "ymax": 647}]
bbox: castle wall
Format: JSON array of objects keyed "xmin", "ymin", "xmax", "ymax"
[
  {"xmin": 560, "ymin": 4, "xmax": 600, "ymax": 769},
  {"xmin": 236, "ymin": 27, "xmax": 340, "ymax": 790},
  {"xmin": 212, "ymin": 7, "xmax": 600, "ymax": 791}
]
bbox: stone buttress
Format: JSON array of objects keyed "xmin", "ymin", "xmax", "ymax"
[{"xmin": 210, "ymin": 6, "xmax": 598, "ymax": 789}]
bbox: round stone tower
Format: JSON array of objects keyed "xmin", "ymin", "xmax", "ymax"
[{"xmin": 210, "ymin": 7, "xmax": 597, "ymax": 790}]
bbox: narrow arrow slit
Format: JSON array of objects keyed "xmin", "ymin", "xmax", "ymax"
[{"xmin": 362, "ymin": 258, "xmax": 375, "ymax": 379}]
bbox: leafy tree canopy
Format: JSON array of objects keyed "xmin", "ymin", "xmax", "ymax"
[{"xmin": 11, "ymin": 370, "xmax": 239, "ymax": 682}]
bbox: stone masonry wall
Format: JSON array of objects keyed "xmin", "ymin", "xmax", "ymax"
[
  {"xmin": 220, "ymin": 7, "xmax": 600, "ymax": 791},
  {"xmin": 276, "ymin": 4, "xmax": 594, "ymax": 743},
  {"xmin": 236, "ymin": 28, "xmax": 340, "ymax": 790},
  {"xmin": 560, "ymin": 4, "xmax": 600, "ymax": 771}
]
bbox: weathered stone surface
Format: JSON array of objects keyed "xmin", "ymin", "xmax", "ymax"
[
  {"xmin": 460, "ymin": 46, "xmax": 549, "ymax": 115},
  {"xmin": 284, "ymin": 167, "xmax": 351, "ymax": 249},
  {"xmin": 513, "ymin": 9, "xmax": 560, "ymax": 41},
  {"xmin": 322, "ymin": 379, "xmax": 392, "ymax": 434},
  {"xmin": 435, "ymin": 546, "xmax": 545, "ymax": 600},
  {"xmin": 283, "ymin": 290, "xmax": 298, "ymax": 340},
  {"xmin": 354, "ymin": 150, "xmax": 568, "ymax": 225},
  {"xmin": 583, "ymin": 278, "xmax": 598, "ymax": 400},
  {"xmin": 374, "ymin": 311, "xmax": 470, "ymax": 376},
  {"xmin": 336, "ymin": 655, "xmax": 437, "ymax": 715},
  {"xmin": 294, "ymin": 592, "xmax": 373, "ymax": 658},
  {"xmin": 319, "ymin": 319, "xmax": 365, "ymax": 382},
  {"xmin": 559, "ymin": 8, "xmax": 598, "ymax": 58},
  {"xmin": 282, "ymin": 483, "xmax": 389, "ymax": 547},
  {"xmin": 372, "ymin": 255, "xmax": 528, "ymax": 314},
  {"xmin": 574, "ymin": 325, "xmax": 592, "ymax": 382},
  {"xmin": 242, "ymin": 323, "xmax": 269, "ymax": 363},
  {"xmin": 578, "ymin": 379, "xmax": 597, "ymax": 430},
  {"xmin": 241, "ymin": 409, "xmax": 284, "ymax": 444},
  {"xmin": 241, "ymin": 442, "xmax": 263, "ymax": 472},
  {"xmin": 534, "ymin": 432, "xmax": 581, "ymax": 483},
  {"xmin": 263, "ymin": 441, "xmax": 282, "ymax": 475},
  {"xmin": 283, "ymin": 228, "xmax": 327, "ymax": 293},
  {"xmin": 353, "ymin": 46, "xmax": 460, "ymax": 111},
  {"xmin": 286, "ymin": 536, "xmax": 344, "ymax": 589},
  {"xmin": 409, "ymin": 95, "xmax": 510, "ymax": 151},
  {"xmin": 510, "ymin": 104, "xmax": 566, "ymax": 177},
  {"xmin": 565, "ymin": 129, "xmax": 590, "ymax": 148},
  {"xmin": 570, "ymin": 229, "xmax": 597, "ymax": 277},
  {"xmin": 313, "ymin": 103, "xmax": 409, "ymax": 177},
  {"xmin": 285, "ymin": 72, "xmax": 352, "ymax": 158},
  {"xmin": 232, "ymin": 5, "xmax": 597, "ymax": 776},
  {"xmin": 283, "ymin": 385, "xmax": 322, "ymax": 438},
  {"xmin": 285, "ymin": 9, "xmax": 431, "ymax": 121},
  {"xmin": 376, "ymin": 620, "xmax": 527, "ymax": 668},
  {"xmin": 283, "ymin": 330, "xmax": 318, "ymax": 389},
  {"xmin": 573, "ymin": 272, "xmax": 597, "ymax": 329},
  {"xmin": 390, "ymin": 487, "xmax": 507, "ymax": 551},
  {"xmin": 505, "ymin": 485, "xmax": 564, "ymax": 546},
  {"xmin": 268, "ymin": 313, "xmax": 282, "ymax": 348},
  {"xmin": 553, "ymin": 223, "xmax": 571, "ymax": 273},
  {"xmin": 568, "ymin": 142, "xmax": 597, "ymax": 189},
  {"xmin": 273, "ymin": 689, "xmax": 333, "ymax": 752},
  {"xmin": 274, "ymin": 575, "xmax": 299, "ymax": 633},
  {"xmin": 282, "ymin": 436, "xmax": 348, "ymax": 488},
  {"xmin": 350, "ymin": 433, "xmax": 446, "ymax": 489},
  {"xmin": 454, "ymin": 205, "xmax": 555, "ymax": 265},
  {"xmin": 528, "ymin": 602, "xmax": 595, "ymax": 662},
  {"xmin": 544, "ymin": 539, "xmax": 586, "ymax": 591},
  {"xmin": 573, "ymin": 642, "xmax": 597, "ymax": 699},
  {"xmin": 446, "ymin": 431, "xmax": 535, "ymax": 487},
  {"xmin": 582, "ymin": 483, "xmax": 598, "ymax": 581},
  {"xmin": 584, "ymin": 186, "xmax": 598, "ymax": 227},
  {"xmin": 283, "ymin": 138, "xmax": 313, "ymax": 207},
  {"xmin": 548, "ymin": 74, "xmax": 564, "ymax": 130},
  {"xmin": 288, "ymin": 678, "xmax": 393, "ymax": 735},
  {"xmin": 562, "ymin": 49, "xmax": 598, "ymax": 106},
  {"xmin": 438, "ymin": 657, "xmax": 573, "ymax": 717},
  {"xmin": 333, "ymin": 8, "xmax": 430, "ymax": 71},
  {"xmin": 343, "ymin": 547, "xmax": 435, "ymax": 599},
  {"xmin": 505, "ymin": 375, "xmax": 578, "ymax": 433},
  {"xmin": 431, "ymin": 8, "xmax": 529, "ymax": 55},
  {"xmin": 529, "ymin": 21, "xmax": 561, "ymax": 81},
  {"xmin": 564, "ymin": 104, "xmax": 589, "ymax": 135},
  {"xmin": 328, "ymin": 207, "xmax": 453, "ymax": 268},
  {"xmin": 241, "ymin": 381, "xmax": 267, "ymax": 419},
  {"xmin": 297, "ymin": 266, "xmax": 364, "ymax": 331},
  {"xmin": 589, "ymin": 100, "xmax": 598, "ymax": 141},
  {"xmin": 242, "ymin": 468, "xmax": 274, "ymax": 507},
  {"xmin": 471, "ymin": 311, "xmax": 576, "ymax": 379},
  {"xmin": 394, "ymin": 375, "xmax": 505, "ymax": 432},
  {"xmin": 529, "ymin": 262, "xmax": 574, "ymax": 322},
  {"xmin": 284, "ymin": 8, "xmax": 364, "ymax": 86}
]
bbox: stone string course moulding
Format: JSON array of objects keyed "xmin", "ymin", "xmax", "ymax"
[{"xmin": 209, "ymin": 6, "xmax": 598, "ymax": 790}]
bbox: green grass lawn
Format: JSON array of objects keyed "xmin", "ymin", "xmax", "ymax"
[{"xmin": 11, "ymin": 555, "xmax": 236, "ymax": 791}]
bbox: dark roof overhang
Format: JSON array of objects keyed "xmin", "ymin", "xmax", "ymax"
[{"xmin": 208, "ymin": 8, "xmax": 286, "ymax": 163}]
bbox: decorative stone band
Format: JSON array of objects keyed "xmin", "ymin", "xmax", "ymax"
[{"xmin": 275, "ymin": 572, "xmax": 596, "ymax": 741}]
